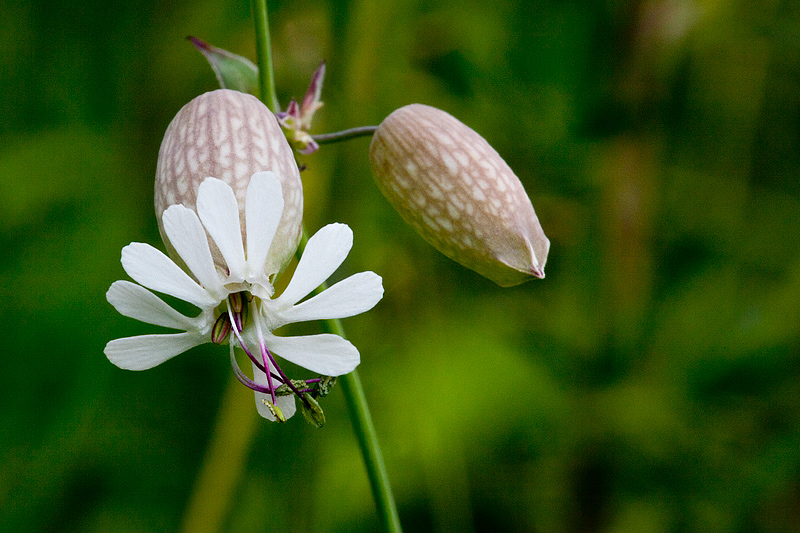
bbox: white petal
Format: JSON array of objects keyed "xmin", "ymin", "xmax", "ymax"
[
  {"xmin": 271, "ymin": 272, "xmax": 383, "ymax": 328},
  {"xmin": 265, "ymin": 332, "xmax": 360, "ymax": 376},
  {"xmin": 162, "ymin": 204, "xmax": 225, "ymax": 298},
  {"xmin": 196, "ymin": 177, "xmax": 246, "ymax": 280},
  {"xmin": 121, "ymin": 243, "xmax": 217, "ymax": 308},
  {"xmin": 107, "ymin": 280, "xmax": 198, "ymax": 330},
  {"xmin": 104, "ymin": 332, "xmax": 207, "ymax": 370},
  {"xmin": 275, "ymin": 223, "xmax": 353, "ymax": 306},
  {"xmin": 245, "ymin": 172, "xmax": 285, "ymax": 281},
  {"xmin": 251, "ymin": 361, "xmax": 297, "ymax": 421}
]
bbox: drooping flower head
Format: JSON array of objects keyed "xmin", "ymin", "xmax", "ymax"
[
  {"xmin": 106, "ymin": 91, "xmax": 384, "ymax": 422},
  {"xmin": 107, "ymin": 172, "xmax": 383, "ymax": 422}
]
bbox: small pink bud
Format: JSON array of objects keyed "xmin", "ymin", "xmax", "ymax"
[
  {"xmin": 275, "ymin": 62, "xmax": 326, "ymax": 155},
  {"xmin": 369, "ymin": 104, "xmax": 549, "ymax": 286},
  {"xmin": 155, "ymin": 89, "xmax": 303, "ymax": 276},
  {"xmin": 299, "ymin": 61, "xmax": 325, "ymax": 128}
]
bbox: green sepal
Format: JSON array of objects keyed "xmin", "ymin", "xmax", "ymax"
[{"xmin": 189, "ymin": 36, "xmax": 259, "ymax": 95}]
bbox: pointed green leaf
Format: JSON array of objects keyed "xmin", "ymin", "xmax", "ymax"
[{"xmin": 188, "ymin": 36, "xmax": 259, "ymax": 95}]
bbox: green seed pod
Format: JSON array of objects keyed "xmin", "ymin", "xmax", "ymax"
[
  {"xmin": 154, "ymin": 89, "xmax": 303, "ymax": 277},
  {"xmin": 370, "ymin": 104, "xmax": 550, "ymax": 287},
  {"xmin": 300, "ymin": 394, "xmax": 326, "ymax": 428}
]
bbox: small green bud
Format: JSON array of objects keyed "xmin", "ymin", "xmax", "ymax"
[
  {"xmin": 262, "ymin": 399, "xmax": 287, "ymax": 422},
  {"xmin": 370, "ymin": 104, "xmax": 550, "ymax": 286},
  {"xmin": 300, "ymin": 394, "xmax": 326, "ymax": 428},
  {"xmin": 275, "ymin": 62, "xmax": 326, "ymax": 155}
]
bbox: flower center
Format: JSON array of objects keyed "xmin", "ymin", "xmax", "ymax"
[{"xmin": 214, "ymin": 290, "xmax": 328, "ymax": 425}]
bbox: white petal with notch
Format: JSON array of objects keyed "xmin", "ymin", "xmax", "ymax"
[
  {"xmin": 245, "ymin": 171, "xmax": 284, "ymax": 281},
  {"xmin": 274, "ymin": 223, "xmax": 353, "ymax": 306},
  {"xmin": 196, "ymin": 177, "xmax": 246, "ymax": 280},
  {"xmin": 121, "ymin": 243, "xmax": 217, "ymax": 308},
  {"xmin": 105, "ymin": 332, "xmax": 208, "ymax": 370}
]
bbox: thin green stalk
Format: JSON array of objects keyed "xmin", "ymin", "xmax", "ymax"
[
  {"xmin": 252, "ymin": 2, "xmax": 401, "ymax": 530},
  {"xmin": 314, "ymin": 125, "xmax": 378, "ymax": 145},
  {"xmin": 341, "ymin": 365, "xmax": 403, "ymax": 532},
  {"xmin": 252, "ymin": 0, "xmax": 279, "ymax": 112},
  {"xmin": 300, "ymin": 231, "xmax": 402, "ymax": 533}
]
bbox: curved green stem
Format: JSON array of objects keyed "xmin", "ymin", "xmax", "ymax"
[
  {"xmin": 342, "ymin": 365, "xmax": 403, "ymax": 532},
  {"xmin": 252, "ymin": 0, "xmax": 279, "ymax": 112},
  {"xmin": 298, "ymin": 231, "xmax": 402, "ymax": 532},
  {"xmin": 313, "ymin": 125, "xmax": 378, "ymax": 145}
]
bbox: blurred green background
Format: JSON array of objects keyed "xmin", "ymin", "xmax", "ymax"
[{"xmin": 3, "ymin": 0, "xmax": 800, "ymax": 531}]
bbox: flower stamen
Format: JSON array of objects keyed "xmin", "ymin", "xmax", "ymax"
[
  {"xmin": 225, "ymin": 299, "xmax": 261, "ymax": 370},
  {"xmin": 229, "ymin": 291, "xmax": 248, "ymax": 331},
  {"xmin": 261, "ymin": 338, "xmax": 312, "ymax": 408},
  {"xmin": 251, "ymin": 298, "xmax": 277, "ymax": 404},
  {"xmin": 228, "ymin": 341, "xmax": 273, "ymax": 395},
  {"xmin": 211, "ymin": 313, "xmax": 232, "ymax": 344},
  {"xmin": 225, "ymin": 297, "xmax": 284, "ymax": 386},
  {"xmin": 223, "ymin": 293, "xmax": 336, "ymax": 412}
]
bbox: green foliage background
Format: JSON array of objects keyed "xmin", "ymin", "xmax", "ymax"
[{"xmin": 3, "ymin": 0, "xmax": 800, "ymax": 531}]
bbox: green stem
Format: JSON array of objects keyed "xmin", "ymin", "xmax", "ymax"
[
  {"xmin": 341, "ymin": 367, "xmax": 403, "ymax": 532},
  {"xmin": 252, "ymin": 0, "xmax": 280, "ymax": 112},
  {"xmin": 251, "ymin": 1, "xmax": 401, "ymax": 529},
  {"xmin": 313, "ymin": 125, "xmax": 378, "ymax": 145},
  {"xmin": 299, "ymin": 231, "xmax": 403, "ymax": 533}
]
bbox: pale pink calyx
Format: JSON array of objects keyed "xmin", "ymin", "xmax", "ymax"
[
  {"xmin": 369, "ymin": 104, "xmax": 550, "ymax": 287},
  {"xmin": 155, "ymin": 89, "xmax": 303, "ymax": 278}
]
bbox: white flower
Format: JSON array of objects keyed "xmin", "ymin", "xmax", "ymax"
[{"xmin": 104, "ymin": 171, "xmax": 384, "ymax": 421}]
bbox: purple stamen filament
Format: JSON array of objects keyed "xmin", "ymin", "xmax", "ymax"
[
  {"xmin": 250, "ymin": 298, "xmax": 311, "ymax": 408},
  {"xmin": 250, "ymin": 298, "xmax": 277, "ymax": 405},
  {"xmin": 260, "ymin": 338, "xmax": 276, "ymax": 404},
  {"xmin": 228, "ymin": 342, "xmax": 272, "ymax": 395},
  {"xmin": 224, "ymin": 293, "xmax": 313, "ymax": 409},
  {"xmin": 225, "ymin": 304, "xmax": 271, "ymax": 377}
]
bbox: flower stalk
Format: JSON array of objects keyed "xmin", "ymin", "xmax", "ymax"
[
  {"xmin": 338, "ymin": 370, "xmax": 400, "ymax": 532},
  {"xmin": 313, "ymin": 125, "xmax": 378, "ymax": 145},
  {"xmin": 252, "ymin": 0, "xmax": 279, "ymax": 112},
  {"xmin": 298, "ymin": 230, "xmax": 403, "ymax": 532}
]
